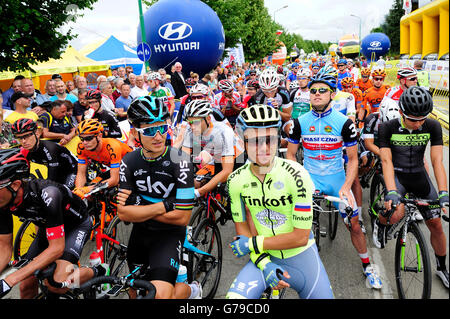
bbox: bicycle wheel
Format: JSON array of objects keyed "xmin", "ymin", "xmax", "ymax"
[
  {"xmin": 13, "ymin": 220, "xmax": 37, "ymax": 260},
  {"xmin": 103, "ymin": 215, "xmax": 132, "ymax": 277},
  {"xmin": 189, "ymin": 203, "xmax": 207, "ymax": 230},
  {"xmin": 394, "ymin": 222, "xmax": 432, "ymax": 299},
  {"xmin": 369, "ymin": 173, "xmax": 386, "ymax": 230},
  {"xmin": 327, "ymin": 200, "xmax": 339, "ymax": 240},
  {"xmin": 188, "ymin": 218, "xmax": 222, "ymax": 299}
]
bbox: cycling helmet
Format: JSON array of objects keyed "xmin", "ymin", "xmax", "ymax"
[
  {"xmin": 218, "ymin": 79, "xmax": 234, "ymax": 93},
  {"xmin": 297, "ymin": 68, "xmax": 311, "ymax": 78},
  {"xmin": 278, "ymin": 73, "xmax": 286, "ymax": 83},
  {"xmin": 361, "ymin": 68, "xmax": 371, "ymax": 77},
  {"xmin": 148, "ymin": 72, "xmax": 162, "ymax": 81},
  {"xmin": 399, "ymin": 86, "xmax": 433, "ymax": 117},
  {"xmin": 311, "ymin": 62, "xmax": 320, "ymax": 69},
  {"xmin": 341, "ymin": 77, "xmax": 354, "ymax": 87},
  {"xmin": 308, "ymin": 65, "xmax": 337, "ymax": 90},
  {"xmin": 291, "ymin": 62, "xmax": 299, "ymax": 68},
  {"xmin": 246, "ymin": 79, "xmax": 260, "ymax": 90},
  {"xmin": 259, "ymin": 67, "xmax": 280, "ymax": 91},
  {"xmin": 127, "ymin": 95, "xmax": 169, "ymax": 126},
  {"xmin": 190, "ymin": 83, "xmax": 209, "ymax": 96},
  {"xmin": 372, "ymin": 68, "xmax": 386, "ymax": 78},
  {"xmin": 86, "ymin": 89, "xmax": 102, "ymax": 101},
  {"xmin": 277, "ymin": 66, "xmax": 284, "ymax": 74},
  {"xmin": 289, "ymin": 81, "xmax": 300, "ymax": 90},
  {"xmin": 236, "ymin": 104, "xmax": 281, "ymax": 139},
  {"xmin": 397, "ymin": 66, "xmax": 417, "ymax": 79},
  {"xmin": 185, "ymin": 78, "xmax": 196, "ymax": 87},
  {"xmin": 337, "ymin": 59, "xmax": 347, "ymax": 65},
  {"xmin": 77, "ymin": 118, "xmax": 104, "ymax": 135},
  {"xmin": 11, "ymin": 118, "xmax": 37, "ymax": 135},
  {"xmin": 0, "ymin": 148, "xmax": 29, "ymax": 188},
  {"xmin": 379, "ymin": 98, "xmax": 401, "ymax": 122},
  {"xmin": 184, "ymin": 99, "xmax": 212, "ymax": 118}
]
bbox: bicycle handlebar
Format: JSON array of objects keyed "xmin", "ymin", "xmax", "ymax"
[
  {"xmin": 84, "ymin": 182, "xmax": 109, "ymax": 198},
  {"xmin": 77, "ymin": 276, "xmax": 156, "ymax": 299}
]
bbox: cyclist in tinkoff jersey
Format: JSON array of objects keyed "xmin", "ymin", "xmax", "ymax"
[
  {"xmin": 226, "ymin": 104, "xmax": 333, "ymax": 299},
  {"xmin": 116, "ymin": 96, "xmax": 201, "ymax": 299},
  {"xmin": 284, "ymin": 68, "xmax": 383, "ymax": 289}
]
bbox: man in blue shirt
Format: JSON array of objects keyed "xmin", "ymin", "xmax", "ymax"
[
  {"xmin": 114, "ymin": 83, "xmax": 132, "ymax": 120},
  {"xmin": 336, "ymin": 59, "xmax": 352, "ymax": 91}
]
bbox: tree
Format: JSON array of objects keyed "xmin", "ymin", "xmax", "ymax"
[
  {"xmin": 372, "ymin": 0, "xmax": 403, "ymax": 54},
  {"xmin": 0, "ymin": 0, "xmax": 97, "ymax": 72}
]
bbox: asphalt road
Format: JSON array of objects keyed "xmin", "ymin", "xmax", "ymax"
[{"xmin": 3, "ymin": 146, "xmax": 448, "ymax": 300}]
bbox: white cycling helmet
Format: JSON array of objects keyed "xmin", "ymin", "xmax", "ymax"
[
  {"xmin": 184, "ymin": 99, "xmax": 212, "ymax": 118},
  {"xmin": 148, "ymin": 72, "xmax": 162, "ymax": 81},
  {"xmin": 397, "ymin": 66, "xmax": 417, "ymax": 79},
  {"xmin": 289, "ymin": 80, "xmax": 300, "ymax": 90},
  {"xmin": 259, "ymin": 67, "xmax": 280, "ymax": 91},
  {"xmin": 190, "ymin": 83, "xmax": 209, "ymax": 96},
  {"xmin": 297, "ymin": 68, "xmax": 311, "ymax": 78},
  {"xmin": 218, "ymin": 79, "xmax": 234, "ymax": 93},
  {"xmin": 379, "ymin": 98, "xmax": 401, "ymax": 122}
]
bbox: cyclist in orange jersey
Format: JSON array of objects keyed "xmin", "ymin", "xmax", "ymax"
[
  {"xmin": 74, "ymin": 119, "xmax": 131, "ymax": 197},
  {"xmin": 355, "ymin": 68, "xmax": 373, "ymax": 93},
  {"xmin": 363, "ymin": 69, "xmax": 390, "ymax": 114},
  {"xmin": 341, "ymin": 77, "xmax": 365, "ymax": 127}
]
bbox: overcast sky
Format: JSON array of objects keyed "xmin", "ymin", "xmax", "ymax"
[{"xmin": 67, "ymin": 0, "xmax": 395, "ymax": 51}]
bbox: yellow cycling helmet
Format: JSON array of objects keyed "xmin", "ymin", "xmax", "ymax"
[
  {"xmin": 341, "ymin": 76, "xmax": 354, "ymax": 87},
  {"xmin": 372, "ymin": 68, "xmax": 386, "ymax": 78},
  {"xmin": 77, "ymin": 118, "xmax": 104, "ymax": 135},
  {"xmin": 361, "ymin": 68, "xmax": 371, "ymax": 77}
]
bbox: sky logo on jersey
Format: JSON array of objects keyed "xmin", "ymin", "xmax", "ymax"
[{"xmin": 294, "ymin": 204, "xmax": 311, "ymax": 212}]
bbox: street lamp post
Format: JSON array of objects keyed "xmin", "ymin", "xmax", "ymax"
[
  {"xmin": 350, "ymin": 14, "xmax": 362, "ymax": 59},
  {"xmin": 273, "ymin": 5, "xmax": 288, "ymax": 22}
]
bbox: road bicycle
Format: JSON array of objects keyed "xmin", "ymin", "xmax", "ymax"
[{"xmin": 370, "ymin": 190, "xmax": 448, "ymax": 299}]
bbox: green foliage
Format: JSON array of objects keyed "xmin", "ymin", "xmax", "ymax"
[
  {"xmin": 372, "ymin": 0, "xmax": 403, "ymax": 54},
  {"xmin": 0, "ymin": 0, "xmax": 97, "ymax": 72}
]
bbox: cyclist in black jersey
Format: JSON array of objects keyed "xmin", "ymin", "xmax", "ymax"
[
  {"xmin": 378, "ymin": 87, "xmax": 449, "ymax": 288},
  {"xmin": 117, "ymin": 96, "xmax": 200, "ymax": 299},
  {"xmin": 85, "ymin": 89, "xmax": 122, "ymax": 139},
  {"xmin": 11, "ymin": 118, "xmax": 77, "ymax": 189},
  {"xmin": 0, "ymin": 148, "xmax": 99, "ymax": 299}
]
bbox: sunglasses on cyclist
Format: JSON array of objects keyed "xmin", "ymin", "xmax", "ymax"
[
  {"xmin": 406, "ymin": 77, "xmax": 418, "ymax": 82},
  {"xmin": 373, "ymin": 77, "xmax": 384, "ymax": 81},
  {"xmin": 191, "ymin": 95, "xmax": 205, "ymax": 100},
  {"xmin": 135, "ymin": 124, "xmax": 170, "ymax": 137},
  {"xmin": 80, "ymin": 135, "xmax": 97, "ymax": 142},
  {"xmin": 403, "ymin": 114, "xmax": 428, "ymax": 122},
  {"xmin": 310, "ymin": 87, "xmax": 333, "ymax": 94},
  {"xmin": 342, "ymin": 85, "xmax": 353, "ymax": 89},
  {"xmin": 244, "ymin": 135, "xmax": 278, "ymax": 147}
]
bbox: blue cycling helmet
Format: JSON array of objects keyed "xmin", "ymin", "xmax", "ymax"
[
  {"xmin": 308, "ymin": 65, "xmax": 337, "ymax": 90},
  {"xmin": 337, "ymin": 59, "xmax": 347, "ymax": 65},
  {"xmin": 291, "ymin": 62, "xmax": 299, "ymax": 68},
  {"xmin": 311, "ymin": 62, "xmax": 320, "ymax": 69},
  {"xmin": 127, "ymin": 95, "xmax": 168, "ymax": 127}
]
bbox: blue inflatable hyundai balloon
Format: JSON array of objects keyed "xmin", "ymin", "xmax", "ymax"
[
  {"xmin": 137, "ymin": 0, "xmax": 225, "ymax": 77},
  {"xmin": 361, "ymin": 33, "xmax": 391, "ymax": 62}
]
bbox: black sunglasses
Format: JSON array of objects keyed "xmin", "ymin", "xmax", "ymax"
[{"xmin": 80, "ymin": 135, "xmax": 96, "ymax": 142}]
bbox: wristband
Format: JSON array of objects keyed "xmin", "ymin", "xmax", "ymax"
[
  {"xmin": 248, "ymin": 236, "xmax": 265, "ymax": 254},
  {"xmin": 438, "ymin": 191, "xmax": 449, "ymax": 198},
  {"xmin": 250, "ymin": 252, "xmax": 271, "ymax": 270}
]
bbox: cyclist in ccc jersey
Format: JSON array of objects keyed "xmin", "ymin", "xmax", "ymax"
[
  {"xmin": 117, "ymin": 96, "xmax": 201, "ymax": 299},
  {"xmin": 227, "ymin": 104, "xmax": 333, "ymax": 299},
  {"xmin": 362, "ymin": 68, "xmax": 390, "ymax": 115},
  {"xmin": 0, "ymin": 148, "xmax": 96, "ymax": 299},
  {"xmin": 377, "ymin": 87, "xmax": 449, "ymax": 288},
  {"xmin": 74, "ymin": 119, "xmax": 131, "ymax": 197},
  {"xmin": 284, "ymin": 67, "xmax": 382, "ymax": 289},
  {"xmin": 11, "ymin": 118, "xmax": 77, "ymax": 189}
]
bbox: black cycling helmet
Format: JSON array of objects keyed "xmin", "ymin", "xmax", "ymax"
[
  {"xmin": 399, "ymin": 86, "xmax": 433, "ymax": 117},
  {"xmin": 0, "ymin": 148, "xmax": 30, "ymax": 188},
  {"xmin": 86, "ymin": 89, "xmax": 102, "ymax": 101},
  {"xmin": 127, "ymin": 95, "xmax": 169, "ymax": 127},
  {"xmin": 11, "ymin": 118, "xmax": 38, "ymax": 135}
]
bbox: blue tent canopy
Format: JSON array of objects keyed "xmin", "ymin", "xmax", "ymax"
[{"xmin": 86, "ymin": 36, "xmax": 144, "ymax": 75}]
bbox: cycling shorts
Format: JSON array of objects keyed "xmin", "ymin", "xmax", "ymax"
[
  {"xmin": 310, "ymin": 171, "xmax": 358, "ymax": 218},
  {"xmin": 127, "ymin": 224, "xmax": 185, "ymax": 285},
  {"xmin": 25, "ymin": 216, "xmax": 92, "ymax": 264},
  {"xmin": 226, "ymin": 238, "xmax": 334, "ymax": 299},
  {"xmin": 395, "ymin": 168, "xmax": 441, "ymax": 220}
]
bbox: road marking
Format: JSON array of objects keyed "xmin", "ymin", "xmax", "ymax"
[{"xmin": 368, "ymin": 247, "xmax": 395, "ymax": 299}]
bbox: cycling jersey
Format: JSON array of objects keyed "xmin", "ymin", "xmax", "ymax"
[
  {"xmin": 330, "ymin": 91, "xmax": 356, "ymax": 118},
  {"xmin": 362, "ymin": 112, "xmax": 381, "ymax": 146},
  {"xmin": 77, "ymin": 138, "xmax": 131, "ymax": 169},
  {"xmin": 182, "ymin": 119, "xmax": 244, "ymax": 163},
  {"xmin": 378, "ymin": 118, "xmax": 443, "ymax": 173},
  {"xmin": 91, "ymin": 110, "xmax": 122, "ymax": 139},
  {"xmin": 119, "ymin": 146, "xmax": 195, "ymax": 230},
  {"xmin": 22, "ymin": 140, "xmax": 77, "ymax": 188},
  {"xmin": 251, "ymin": 88, "xmax": 291, "ymax": 113},
  {"xmin": 363, "ymin": 85, "xmax": 390, "ymax": 114},
  {"xmin": 289, "ymin": 88, "xmax": 311, "ymax": 119},
  {"xmin": 349, "ymin": 88, "xmax": 363, "ymax": 113},
  {"xmin": 382, "ymin": 85, "xmax": 403, "ymax": 102},
  {"xmin": 227, "ymin": 157, "xmax": 315, "ymax": 259},
  {"xmin": 337, "ymin": 71, "xmax": 352, "ymax": 91},
  {"xmin": 286, "ymin": 108, "xmax": 358, "ymax": 176},
  {"xmin": 212, "ymin": 91, "xmax": 243, "ymax": 118},
  {"xmin": 150, "ymin": 86, "xmax": 174, "ymax": 111},
  {"xmin": 286, "ymin": 71, "xmax": 298, "ymax": 82},
  {"xmin": 355, "ymin": 78, "xmax": 373, "ymax": 93}
]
